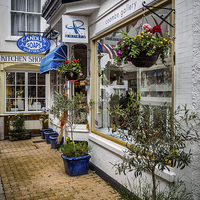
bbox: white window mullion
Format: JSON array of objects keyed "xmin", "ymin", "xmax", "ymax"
[{"xmin": 25, "ymin": 72, "xmax": 28, "ymax": 112}]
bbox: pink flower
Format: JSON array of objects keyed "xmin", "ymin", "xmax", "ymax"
[
  {"xmin": 113, "ymin": 74, "xmax": 116, "ymax": 77},
  {"xmin": 80, "ymin": 73, "xmax": 83, "ymax": 76},
  {"xmin": 70, "ymin": 73, "xmax": 74, "ymax": 77},
  {"xmin": 73, "ymin": 67, "xmax": 76, "ymax": 70},
  {"xmin": 117, "ymin": 41, "xmax": 121, "ymax": 44},
  {"xmin": 153, "ymin": 46, "xmax": 156, "ymax": 49},
  {"xmin": 124, "ymin": 44, "xmax": 128, "ymax": 50},
  {"xmin": 117, "ymin": 52, "xmax": 123, "ymax": 57},
  {"xmin": 142, "ymin": 23, "xmax": 151, "ymax": 30}
]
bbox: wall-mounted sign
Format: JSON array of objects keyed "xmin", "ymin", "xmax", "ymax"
[
  {"xmin": 62, "ymin": 15, "xmax": 88, "ymax": 43},
  {"xmin": 0, "ymin": 54, "xmax": 43, "ymax": 63},
  {"xmin": 17, "ymin": 35, "xmax": 51, "ymax": 53}
]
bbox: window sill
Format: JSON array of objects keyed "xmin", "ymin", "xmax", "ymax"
[
  {"xmin": 88, "ymin": 133, "xmax": 176, "ymax": 183},
  {"xmin": 5, "ymin": 36, "xmax": 20, "ymax": 42}
]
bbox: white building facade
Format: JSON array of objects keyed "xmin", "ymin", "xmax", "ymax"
[{"xmin": 41, "ymin": 0, "xmax": 200, "ymax": 199}]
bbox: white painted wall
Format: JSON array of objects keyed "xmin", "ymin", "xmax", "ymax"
[{"xmin": 174, "ymin": 0, "xmax": 200, "ymax": 199}]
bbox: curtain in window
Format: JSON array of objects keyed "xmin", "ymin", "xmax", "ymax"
[
  {"xmin": 11, "ymin": 0, "xmax": 26, "ymax": 11},
  {"xmin": 27, "ymin": 14, "xmax": 40, "ymax": 33},
  {"xmin": 27, "ymin": 0, "xmax": 41, "ymax": 13},
  {"xmin": 11, "ymin": 13, "xmax": 25, "ymax": 36}
]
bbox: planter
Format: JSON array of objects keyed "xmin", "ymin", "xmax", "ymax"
[
  {"xmin": 65, "ymin": 73, "xmax": 79, "ymax": 83},
  {"xmin": 50, "ymin": 136, "xmax": 64, "ymax": 149},
  {"xmin": 9, "ymin": 131, "xmax": 31, "ymax": 141},
  {"xmin": 128, "ymin": 50, "xmax": 160, "ymax": 68},
  {"xmin": 44, "ymin": 131, "xmax": 58, "ymax": 144},
  {"xmin": 40, "ymin": 128, "xmax": 53, "ymax": 139},
  {"xmin": 61, "ymin": 154, "xmax": 91, "ymax": 176},
  {"xmin": 42, "ymin": 122, "xmax": 48, "ymax": 129}
]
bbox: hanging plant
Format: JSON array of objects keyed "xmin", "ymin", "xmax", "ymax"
[
  {"xmin": 103, "ymin": 61, "xmax": 125, "ymax": 84},
  {"xmin": 115, "ymin": 24, "xmax": 175, "ymax": 68},
  {"xmin": 57, "ymin": 59, "xmax": 84, "ymax": 82}
]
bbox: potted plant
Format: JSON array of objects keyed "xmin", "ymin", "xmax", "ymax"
[
  {"xmin": 8, "ymin": 113, "xmax": 31, "ymax": 141},
  {"xmin": 115, "ymin": 24, "xmax": 175, "ymax": 68},
  {"xmin": 110, "ymin": 89, "xmax": 200, "ymax": 199},
  {"xmin": 57, "ymin": 59, "xmax": 84, "ymax": 82},
  {"xmin": 51, "ymin": 89, "xmax": 93, "ymax": 176}
]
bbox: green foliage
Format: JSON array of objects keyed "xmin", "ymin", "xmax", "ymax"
[
  {"xmin": 9, "ymin": 113, "xmax": 26, "ymax": 133},
  {"xmin": 115, "ymin": 27, "xmax": 175, "ymax": 67},
  {"xmin": 118, "ymin": 178, "xmax": 192, "ymax": 200},
  {"xmin": 60, "ymin": 141, "xmax": 91, "ymax": 158},
  {"xmin": 110, "ymin": 89, "xmax": 199, "ymax": 199}
]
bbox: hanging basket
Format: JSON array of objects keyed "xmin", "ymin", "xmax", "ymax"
[
  {"xmin": 65, "ymin": 73, "xmax": 79, "ymax": 83},
  {"xmin": 128, "ymin": 50, "xmax": 160, "ymax": 68}
]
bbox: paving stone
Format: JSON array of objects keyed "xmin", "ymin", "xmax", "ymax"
[{"xmin": 0, "ymin": 137, "xmax": 121, "ymax": 200}]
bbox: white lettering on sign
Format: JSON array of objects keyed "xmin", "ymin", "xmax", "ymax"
[{"xmin": 0, "ymin": 55, "xmax": 43, "ymax": 63}]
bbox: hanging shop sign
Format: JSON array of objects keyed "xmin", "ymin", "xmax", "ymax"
[
  {"xmin": 17, "ymin": 35, "xmax": 51, "ymax": 53},
  {"xmin": 62, "ymin": 15, "xmax": 88, "ymax": 43}
]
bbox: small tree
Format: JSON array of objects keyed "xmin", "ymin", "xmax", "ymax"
[
  {"xmin": 110, "ymin": 89, "xmax": 200, "ymax": 200},
  {"xmin": 51, "ymin": 90, "xmax": 86, "ymax": 155}
]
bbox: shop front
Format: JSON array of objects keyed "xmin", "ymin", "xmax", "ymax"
[{"xmin": 89, "ymin": 0, "xmax": 175, "ymax": 191}]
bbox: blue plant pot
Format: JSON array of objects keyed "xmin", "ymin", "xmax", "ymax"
[
  {"xmin": 61, "ymin": 154, "xmax": 91, "ymax": 176},
  {"xmin": 49, "ymin": 136, "xmax": 63, "ymax": 149},
  {"xmin": 40, "ymin": 128, "xmax": 53, "ymax": 139},
  {"xmin": 44, "ymin": 131, "xmax": 58, "ymax": 144}
]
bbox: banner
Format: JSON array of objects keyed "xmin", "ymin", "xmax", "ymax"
[{"xmin": 62, "ymin": 15, "xmax": 88, "ymax": 43}]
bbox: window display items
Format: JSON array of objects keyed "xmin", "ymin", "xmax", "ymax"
[{"xmin": 114, "ymin": 24, "xmax": 175, "ymax": 68}]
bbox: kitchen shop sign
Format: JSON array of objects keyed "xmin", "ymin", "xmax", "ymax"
[{"xmin": 17, "ymin": 35, "xmax": 51, "ymax": 53}]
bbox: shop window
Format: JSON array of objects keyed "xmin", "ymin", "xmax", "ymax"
[
  {"xmin": 93, "ymin": 4, "xmax": 173, "ymax": 142},
  {"xmin": 11, "ymin": 0, "xmax": 41, "ymax": 36},
  {"xmin": 6, "ymin": 71, "xmax": 46, "ymax": 112}
]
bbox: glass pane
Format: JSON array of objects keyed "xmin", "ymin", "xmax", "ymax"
[
  {"xmin": 11, "ymin": 12, "xmax": 25, "ymax": 36},
  {"xmin": 36, "ymin": 99, "xmax": 45, "ymax": 111},
  {"xmin": 6, "ymin": 99, "xmax": 17, "ymax": 112},
  {"xmin": 28, "ymin": 86, "xmax": 36, "ymax": 98},
  {"xmin": 28, "ymin": 99, "xmax": 36, "ymax": 111},
  {"xmin": 27, "ymin": 14, "xmax": 40, "ymax": 33},
  {"xmin": 28, "ymin": 73, "xmax": 36, "ymax": 85},
  {"xmin": 11, "ymin": 0, "xmax": 25, "ymax": 11},
  {"xmin": 94, "ymin": 4, "xmax": 173, "ymax": 143},
  {"xmin": 38, "ymin": 86, "xmax": 45, "ymax": 98},
  {"xmin": 16, "ymin": 73, "xmax": 25, "ymax": 84},
  {"xmin": 6, "ymin": 72, "xmax": 15, "ymax": 84},
  {"xmin": 27, "ymin": 0, "xmax": 41, "ymax": 13},
  {"xmin": 17, "ymin": 99, "xmax": 25, "ymax": 111},
  {"xmin": 38, "ymin": 73, "xmax": 45, "ymax": 85},
  {"xmin": 6, "ymin": 86, "xmax": 15, "ymax": 98},
  {"xmin": 16, "ymin": 86, "xmax": 25, "ymax": 98}
]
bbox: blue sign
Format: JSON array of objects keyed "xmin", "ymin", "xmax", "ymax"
[{"xmin": 17, "ymin": 35, "xmax": 51, "ymax": 53}]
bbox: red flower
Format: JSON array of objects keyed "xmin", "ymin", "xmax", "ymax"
[
  {"xmin": 65, "ymin": 60, "xmax": 69, "ymax": 64},
  {"xmin": 73, "ymin": 59, "xmax": 77, "ymax": 64},
  {"xmin": 152, "ymin": 25, "xmax": 162, "ymax": 33}
]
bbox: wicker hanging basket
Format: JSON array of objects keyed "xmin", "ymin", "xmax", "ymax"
[
  {"xmin": 65, "ymin": 73, "xmax": 79, "ymax": 82},
  {"xmin": 128, "ymin": 50, "xmax": 160, "ymax": 68}
]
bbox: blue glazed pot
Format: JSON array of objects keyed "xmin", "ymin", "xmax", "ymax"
[
  {"xmin": 49, "ymin": 136, "xmax": 64, "ymax": 149},
  {"xmin": 40, "ymin": 128, "xmax": 53, "ymax": 139},
  {"xmin": 61, "ymin": 154, "xmax": 91, "ymax": 176},
  {"xmin": 44, "ymin": 131, "xmax": 58, "ymax": 144}
]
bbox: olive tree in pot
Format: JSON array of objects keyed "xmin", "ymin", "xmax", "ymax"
[
  {"xmin": 9, "ymin": 113, "xmax": 31, "ymax": 141},
  {"xmin": 51, "ymin": 89, "xmax": 92, "ymax": 176},
  {"xmin": 110, "ymin": 89, "xmax": 200, "ymax": 200}
]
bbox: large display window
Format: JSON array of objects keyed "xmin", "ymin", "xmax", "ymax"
[{"xmin": 93, "ymin": 3, "xmax": 174, "ymax": 143}]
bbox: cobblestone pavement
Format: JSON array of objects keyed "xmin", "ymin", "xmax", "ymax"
[{"xmin": 0, "ymin": 137, "xmax": 121, "ymax": 200}]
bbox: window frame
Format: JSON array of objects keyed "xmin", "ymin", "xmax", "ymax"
[
  {"xmin": 6, "ymin": 0, "xmax": 42, "ymax": 41},
  {"xmin": 5, "ymin": 71, "xmax": 46, "ymax": 113},
  {"xmin": 90, "ymin": 1, "xmax": 175, "ymax": 147}
]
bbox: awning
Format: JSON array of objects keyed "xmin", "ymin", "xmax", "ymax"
[{"xmin": 40, "ymin": 44, "xmax": 68, "ymax": 74}]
